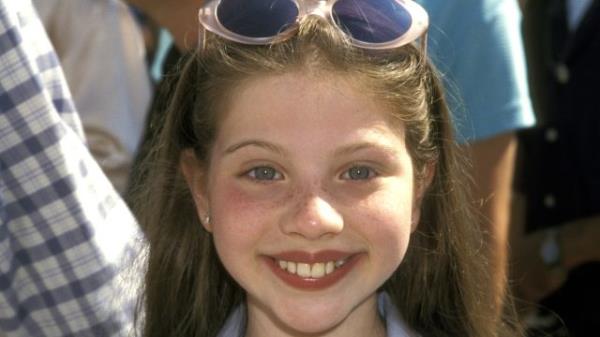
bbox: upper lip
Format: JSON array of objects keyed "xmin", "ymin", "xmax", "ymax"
[{"xmin": 268, "ymin": 250, "xmax": 356, "ymax": 263}]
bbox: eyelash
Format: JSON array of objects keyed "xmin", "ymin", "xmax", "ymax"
[
  {"xmin": 340, "ymin": 165, "xmax": 378, "ymax": 181},
  {"xmin": 242, "ymin": 164, "xmax": 378, "ymax": 182},
  {"xmin": 245, "ymin": 166, "xmax": 284, "ymax": 181}
]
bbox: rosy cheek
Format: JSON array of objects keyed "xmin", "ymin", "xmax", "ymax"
[
  {"xmin": 221, "ymin": 182, "xmax": 257, "ymax": 212},
  {"xmin": 212, "ymin": 181, "xmax": 282, "ymax": 233},
  {"xmin": 210, "ymin": 184, "xmax": 258, "ymax": 259},
  {"xmin": 358, "ymin": 196, "xmax": 412, "ymax": 254}
]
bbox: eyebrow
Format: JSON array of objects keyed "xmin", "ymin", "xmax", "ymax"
[
  {"xmin": 223, "ymin": 140, "xmax": 288, "ymax": 157},
  {"xmin": 223, "ymin": 140, "xmax": 400, "ymax": 158},
  {"xmin": 332, "ymin": 142, "xmax": 400, "ymax": 158}
]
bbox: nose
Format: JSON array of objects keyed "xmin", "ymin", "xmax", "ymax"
[{"xmin": 280, "ymin": 194, "xmax": 344, "ymax": 240}]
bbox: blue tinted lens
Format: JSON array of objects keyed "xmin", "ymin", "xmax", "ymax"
[
  {"xmin": 332, "ymin": 0, "xmax": 412, "ymax": 43},
  {"xmin": 217, "ymin": 0, "xmax": 299, "ymax": 38}
]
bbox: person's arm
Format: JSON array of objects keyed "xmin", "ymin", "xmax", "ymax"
[
  {"xmin": 126, "ymin": 0, "xmax": 201, "ymax": 50},
  {"xmin": 464, "ymin": 132, "xmax": 518, "ymax": 310},
  {"xmin": 0, "ymin": 2, "xmax": 142, "ymax": 335},
  {"xmin": 511, "ymin": 207, "xmax": 600, "ymax": 304},
  {"xmin": 421, "ymin": 0, "xmax": 534, "ymax": 315}
]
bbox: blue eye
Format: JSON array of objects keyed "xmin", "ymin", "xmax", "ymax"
[
  {"xmin": 247, "ymin": 166, "xmax": 283, "ymax": 181},
  {"xmin": 343, "ymin": 166, "xmax": 376, "ymax": 180}
]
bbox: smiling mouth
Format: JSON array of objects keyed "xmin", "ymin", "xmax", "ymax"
[
  {"xmin": 276, "ymin": 259, "xmax": 347, "ymax": 279},
  {"xmin": 264, "ymin": 252, "xmax": 360, "ymax": 290}
]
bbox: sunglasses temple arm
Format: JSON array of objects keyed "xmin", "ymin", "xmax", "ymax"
[
  {"xmin": 419, "ymin": 31, "xmax": 428, "ymax": 59},
  {"xmin": 197, "ymin": 27, "xmax": 207, "ymax": 51}
]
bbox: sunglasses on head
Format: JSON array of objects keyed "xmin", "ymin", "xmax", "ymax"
[{"xmin": 198, "ymin": 0, "xmax": 429, "ymax": 50}]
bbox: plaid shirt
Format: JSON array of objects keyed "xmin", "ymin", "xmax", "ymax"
[{"xmin": 0, "ymin": 1, "xmax": 142, "ymax": 336}]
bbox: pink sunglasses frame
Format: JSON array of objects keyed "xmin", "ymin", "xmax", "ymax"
[{"xmin": 198, "ymin": 0, "xmax": 429, "ymax": 50}]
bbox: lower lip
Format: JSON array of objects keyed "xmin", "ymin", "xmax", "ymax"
[{"xmin": 264, "ymin": 254, "xmax": 361, "ymax": 291}]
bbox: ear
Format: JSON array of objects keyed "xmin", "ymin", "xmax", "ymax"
[
  {"xmin": 180, "ymin": 149, "xmax": 212, "ymax": 232},
  {"xmin": 411, "ymin": 161, "xmax": 436, "ymax": 232}
]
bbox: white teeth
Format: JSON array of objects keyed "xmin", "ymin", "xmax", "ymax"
[
  {"xmin": 287, "ymin": 261, "xmax": 297, "ymax": 274},
  {"xmin": 297, "ymin": 263, "xmax": 311, "ymax": 278},
  {"xmin": 311, "ymin": 263, "xmax": 325, "ymax": 278},
  {"xmin": 326, "ymin": 261, "xmax": 335, "ymax": 274},
  {"xmin": 276, "ymin": 258, "xmax": 347, "ymax": 278},
  {"xmin": 278, "ymin": 260, "xmax": 287, "ymax": 269}
]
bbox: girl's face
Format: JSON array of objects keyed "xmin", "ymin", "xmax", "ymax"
[{"xmin": 183, "ymin": 71, "xmax": 428, "ymax": 336}]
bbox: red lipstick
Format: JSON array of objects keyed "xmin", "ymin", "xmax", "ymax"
[{"xmin": 263, "ymin": 250, "xmax": 362, "ymax": 290}]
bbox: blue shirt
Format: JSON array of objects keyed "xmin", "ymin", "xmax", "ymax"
[
  {"xmin": 418, "ymin": 0, "xmax": 535, "ymax": 142},
  {"xmin": 0, "ymin": 1, "xmax": 142, "ymax": 335}
]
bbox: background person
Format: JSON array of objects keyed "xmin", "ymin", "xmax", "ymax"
[
  {"xmin": 0, "ymin": 1, "xmax": 142, "ymax": 336},
  {"xmin": 33, "ymin": 0, "xmax": 153, "ymax": 194},
  {"xmin": 417, "ymin": 0, "xmax": 535, "ymax": 311},
  {"xmin": 511, "ymin": 0, "xmax": 600, "ymax": 335}
]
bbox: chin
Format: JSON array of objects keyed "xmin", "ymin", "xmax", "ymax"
[
  {"xmin": 278, "ymin": 314, "xmax": 344, "ymax": 335},
  {"xmin": 271, "ymin": 300, "xmax": 352, "ymax": 334}
]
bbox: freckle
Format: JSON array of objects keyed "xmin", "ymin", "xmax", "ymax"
[
  {"xmin": 321, "ymin": 184, "xmax": 333, "ymax": 196},
  {"xmin": 289, "ymin": 186, "xmax": 302, "ymax": 199},
  {"xmin": 273, "ymin": 190, "xmax": 293, "ymax": 209}
]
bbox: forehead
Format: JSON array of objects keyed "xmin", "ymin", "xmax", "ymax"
[
  {"xmin": 220, "ymin": 71, "xmax": 404, "ymax": 135},
  {"xmin": 212, "ymin": 71, "xmax": 408, "ymax": 156}
]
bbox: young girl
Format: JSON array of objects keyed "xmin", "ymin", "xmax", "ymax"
[{"xmin": 130, "ymin": 1, "xmax": 519, "ymax": 336}]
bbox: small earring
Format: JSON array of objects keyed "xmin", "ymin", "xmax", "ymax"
[{"xmin": 204, "ymin": 214, "xmax": 210, "ymax": 225}]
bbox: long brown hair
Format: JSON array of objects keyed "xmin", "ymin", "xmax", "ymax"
[{"xmin": 130, "ymin": 16, "xmax": 519, "ymax": 337}]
